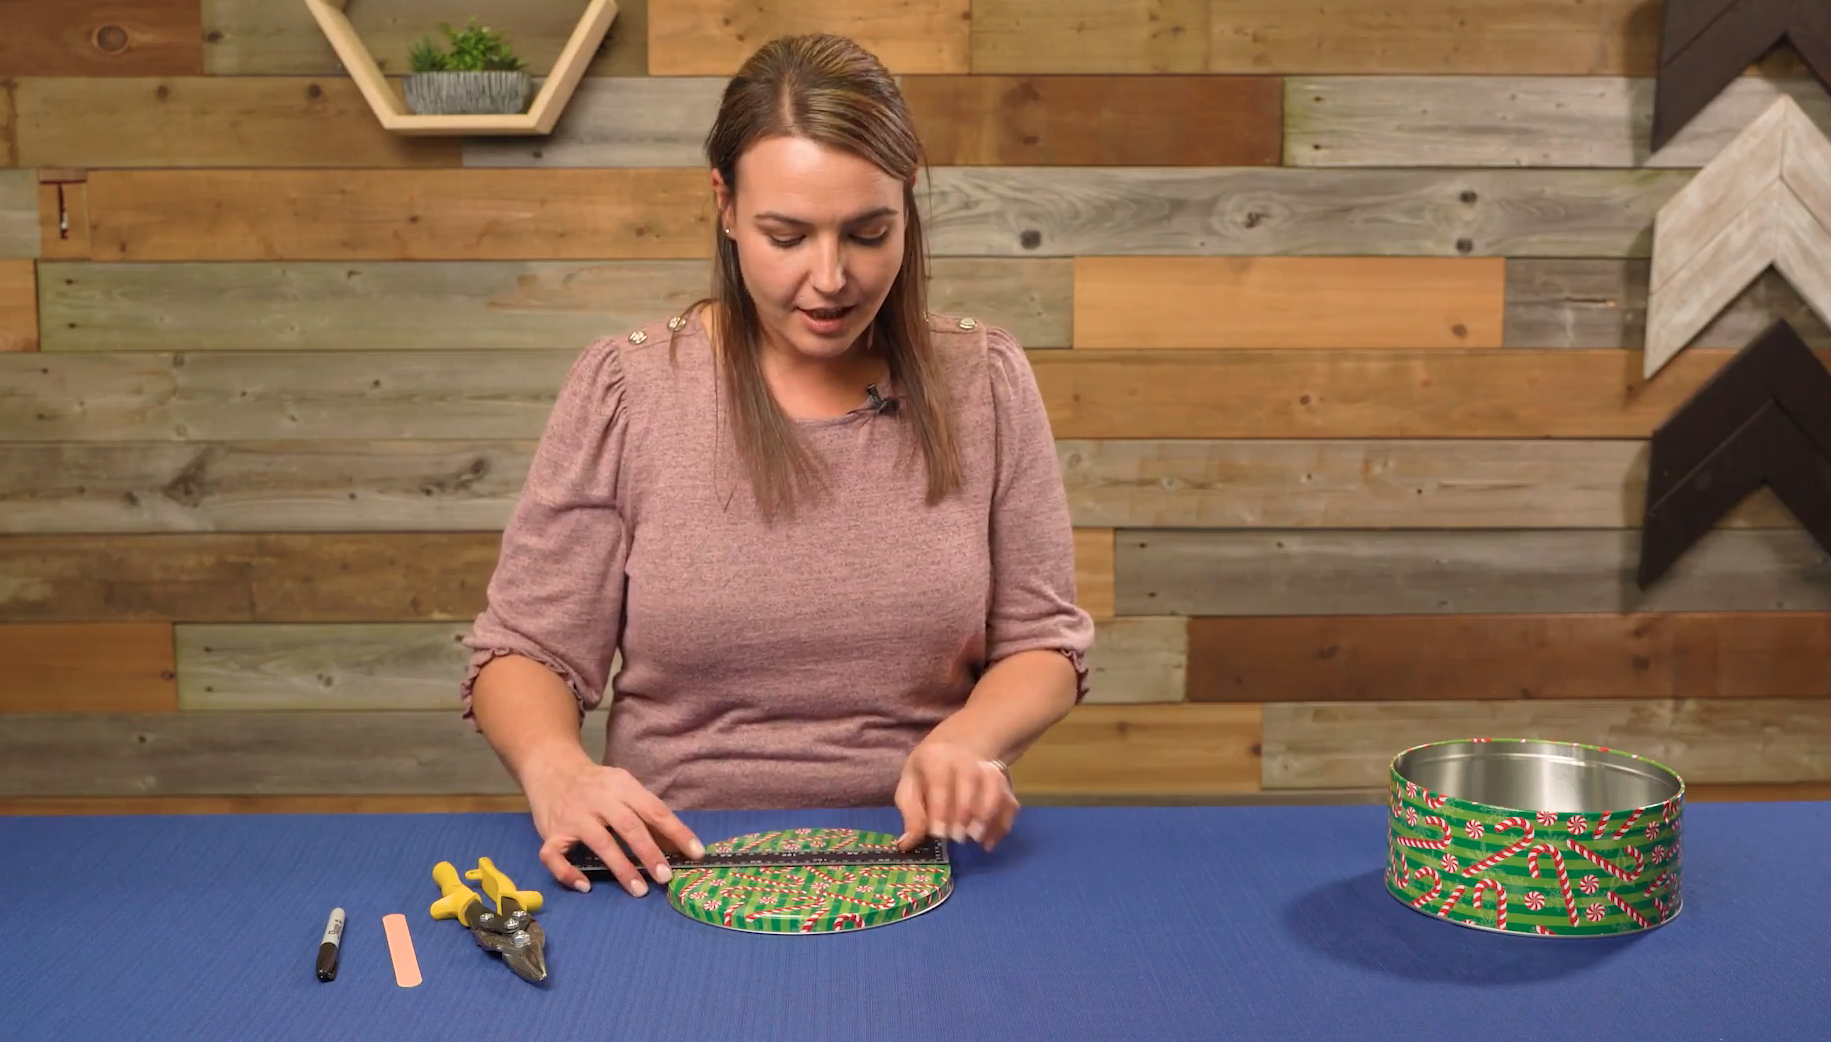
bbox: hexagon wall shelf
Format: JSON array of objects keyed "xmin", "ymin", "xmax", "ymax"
[{"xmin": 302, "ymin": 0, "xmax": 618, "ymax": 135}]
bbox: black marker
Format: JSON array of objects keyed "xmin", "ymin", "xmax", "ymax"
[{"xmin": 315, "ymin": 907, "xmax": 345, "ymax": 982}]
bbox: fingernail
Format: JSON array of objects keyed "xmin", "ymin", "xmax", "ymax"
[
  {"xmin": 627, "ymin": 877, "xmax": 648, "ymax": 898},
  {"xmin": 652, "ymin": 863, "xmax": 672, "ymax": 884},
  {"xmin": 967, "ymin": 821, "xmax": 984, "ymax": 841},
  {"xmin": 574, "ymin": 879, "xmax": 591, "ymax": 893},
  {"xmin": 928, "ymin": 822, "xmax": 945, "ymax": 838},
  {"xmin": 952, "ymin": 824, "xmax": 966, "ymax": 842},
  {"xmin": 688, "ymin": 839, "xmax": 706, "ymax": 859}
]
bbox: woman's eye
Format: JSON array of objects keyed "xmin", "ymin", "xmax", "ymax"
[
  {"xmin": 768, "ymin": 236, "xmax": 802, "ymax": 248},
  {"xmin": 853, "ymin": 231, "xmax": 889, "ymax": 246}
]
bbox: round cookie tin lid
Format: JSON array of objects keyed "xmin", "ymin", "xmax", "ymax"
[{"xmin": 666, "ymin": 827, "xmax": 953, "ymax": 934}]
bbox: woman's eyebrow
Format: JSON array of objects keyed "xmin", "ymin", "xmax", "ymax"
[{"xmin": 753, "ymin": 206, "xmax": 899, "ymax": 227}]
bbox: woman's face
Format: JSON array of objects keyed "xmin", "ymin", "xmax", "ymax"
[{"xmin": 714, "ymin": 135, "xmax": 907, "ymax": 366}]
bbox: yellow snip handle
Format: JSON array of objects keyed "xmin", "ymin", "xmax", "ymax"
[
  {"xmin": 466, "ymin": 856, "xmax": 544, "ymax": 915},
  {"xmin": 430, "ymin": 860, "xmax": 483, "ymax": 926}
]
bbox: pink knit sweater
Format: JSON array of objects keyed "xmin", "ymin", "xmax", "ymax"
[{"xmin": 458, "ymin": 308, "xmax": 1094, "ymax": 811}]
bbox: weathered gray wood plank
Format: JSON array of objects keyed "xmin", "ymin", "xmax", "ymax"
[
  {"xmin": 1060, "ymin": 439, "xmax": 1796, "ymax": 530},
  {"xmin": 0, "ymin": 709, "xmax": 608, "ymax": 795},
  {"xmin": 1117, "ymin": 529, "xmax": 1831, "ymax": 616},
  {"xmin": 0, "ymin": 350, "xmax": 576, "ymax": 442},
  {"xmin": 1083, "ymin": 616, "xmax": 1186, "ymax": 703},
  {"xmin": 175, "ymin": 622, "xmax": 620, "ymax": 711},
  {"xmin": 0, "ymin": 442, "xmax": 534, "ymax": 533},
  {"xmin": 202, "ymin": 0, "xmax": 650, "ymax": 77},
  {"xmin": 176, "ymin": 622, "xmax": 472, "ymax": 710},
  {"xmin": 36, "ymin": 258, "xmax": 1071, "ymax": 352},
  {"xmin": 917, "ymin": 167, "xmax": 1688, "ymax": 257},
  {"xmin": 463, "ymin": 77, "xmax": 726, "ymax": 167},
  {"xmin": 174, "ymin": 618, "xmax": 1170, "ymax": 709},
  {"xmin": 1263, "ymin": 699, "xmax": 1831, "ymax": 789},
  {"xmin": 1504, "ymin": 259, "xmax": 1831, "ymax": 350},
  {"xmin": 0, "ymin": 171, "xmax": 37, "ymax": 259},
  {"xmin": 1286, "ymin": 76, "xmax": 1831, "ymax": 168},
  {"xmin": 11, "ymin": 437, "xmax": 1801, "ymax": 534}
]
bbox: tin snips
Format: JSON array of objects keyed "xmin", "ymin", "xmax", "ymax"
[{"xmin": 430, "ymin": 857, "xmax": 548, "ymax": 983}]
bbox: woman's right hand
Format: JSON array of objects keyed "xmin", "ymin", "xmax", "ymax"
[{"xmin": 524, "ymin": 755, "xmax": 705, "ymax": 897}]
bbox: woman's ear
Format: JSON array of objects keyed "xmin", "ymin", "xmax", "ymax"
[{"xmin": 710, "ymin": 170, "xmax": 733, "ymax": 233}]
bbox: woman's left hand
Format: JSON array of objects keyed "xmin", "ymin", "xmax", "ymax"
[{"xmin": 894, "ymin": 737, "xmax": 1019, "ymax": 852}]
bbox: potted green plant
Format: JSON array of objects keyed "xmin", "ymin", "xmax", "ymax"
[{"xmin": 404, "ymin": 18, "xmax": 531, "ymax": 116}]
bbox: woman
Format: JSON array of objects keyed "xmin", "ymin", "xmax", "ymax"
[{"xmin": 459, "ymin": 32, "xmax": 1095, "ymax": 898}]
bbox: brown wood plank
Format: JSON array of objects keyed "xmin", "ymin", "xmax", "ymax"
[
  {"xmin": 0, "ymin": 441, "xmax": 534, "ymax": 533},
  {"xmin": 204, "ymin": 0, "xmax": 649, "ymax": 78},
  {"xmin": 1208, "ymin": 0, "xmax": 1807, "ymax": 75},
  {"xmin": 1074, "ymin": 528, "xmax": 1115, "ymax": 620},
  {"xmin": 0, "ymin": 0, "xmax": 202, "ymax": 76},
  {"xmin": 1186, "ymin": 613, "xmax": 1831, "ymax": 703},
  {"xmin": 1505, "ymin": 259, "xmax": 1831, "ymax": 350},
  {"xmin": 0, "ymin": 622, "xmax": 176, "ymax": 713},
  {"xmin": 0, "ymin": 709, "xmax": 609, "ymax": 795},
  {"xmin": 0, "ymin": 532, "xmax": 500, "ymax": 623},
  {"xmin": 1009, "ymin": 704, "xmax": 1261, "ymax": 796},
  {"xmin": 970, "ymin": 0, "xmax": 1210, "ymax": 74},
  {"xmin": 1033, "ymin": 347, "xmax": 1831, "ymax": 440},
  {"xmin": 86, "ymin": 169, "xmax": 710, "ymax": 261},
  {"xmin": 0, "ymin": 260, "xmax": 34, "ymax": 351},
  {"xmin": 900, "ymin": 75, "xmax": 1280, "ymax": 165},
  {"xmin": 1074, "ymin": 257, "xmax": 1505, "ymax": 349},
  {"xmin": 13, "ymin": 347, "xmax": 1824, "ymax": 444},
  {"xmin": 1262, "ymin": 698, "xmax": 1831, "ymax": 789},
  {"xmin": 0, "ymin": 171, "xmax": 36, "ymax": 258},
  {"xmin": 923, "ymin": 167, "xmax": 1687, "ymax": 258},
  {"xmin": 14, "ymin": 77, "xmax": 463, "ymax": 169},
  {"xmin": 36, "ymin": 258, "xmax": 1072, "ymax": 351},
  {"xmin": 461, "ymin": 76, "xmax": 727, "ymax": 168},
  {"xmin": 1056, "ymin": 438, "xmax": 1796, "ymax": 530},
  {"xmin": 648, "ymin": 0, "xmax": 969, "ymax": 75},
  {"xmin": 1, "ymin": 78, "xmax": 16, "ymax": 168},
  {"xmin": 1118, "ymin": 529, "xmax": 1831, "ymax": 616}
]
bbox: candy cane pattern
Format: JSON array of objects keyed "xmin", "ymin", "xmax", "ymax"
[
  {"xmin": 1608, "ymin": 892, "xmax": 1652, "ymax": 928},
  {"xmin": 1462, "ymin": 817, "xmax": 1536, "ymax": 876},
  {"xmin": 1528, "ymin": 843, "xmax": 1579, "ymax": 927},
  {"xmin": 1398, "ymin": 815, "xmax": 1451, "ymax": 850},
  {"xmin": 1407, "ymin": 865, "xmax": 1443, "ymax": 909},
  {"xmin": 1471, "ymin": 878, "xmax": 1508, "ymax": 929},
  {"xmin": 1610, "ymin": 808, "xmax": 1645, "ymax": 838},
  {"xmin": 1565, "ymin": 838, "xmax": 1636, "ymax": 882}
]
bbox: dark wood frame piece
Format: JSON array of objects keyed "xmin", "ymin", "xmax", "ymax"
[
  {"xmin": 1653, "ymin": 0, "xmax": 1831, "ymax": 152},
  {"xmin": 1638, "ymin": 318, "xmax": 1831, "ymax": 586}
]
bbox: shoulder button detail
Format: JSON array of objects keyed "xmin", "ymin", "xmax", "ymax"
[
  {"xmin": 666, "ymin": 315, "xmax": 685, "ymax": 331},
  {"xmin": 957, "ymin": 316, "xmax": 977, "ymax": 330},
  {"xmin": 628, "ymin": 329, "xmax": 648, "ymax": 345}
]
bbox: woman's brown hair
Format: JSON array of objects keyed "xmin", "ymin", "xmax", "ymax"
[{"xmin": 671, "ymin": 32, "xmax": 963, "ymax": 523}]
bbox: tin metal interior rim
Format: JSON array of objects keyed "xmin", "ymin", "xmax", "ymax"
[{"xmin": 1392, "ymin": 739, "xmax": 1684, "ymax": 814}]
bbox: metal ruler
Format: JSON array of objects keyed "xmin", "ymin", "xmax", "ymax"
[{"xmin": 567, "ymin": 836, "xmax": 949, "ymax": 878}]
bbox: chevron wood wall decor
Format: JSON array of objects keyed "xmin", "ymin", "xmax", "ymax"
[
  {"xmin": 1638, "ymin": 319, "xmax": 1831, "ymax": 586},
  {"xmin": 1644, "ymin": 94, "xmax": 1831, "ymax": 377},
  {"xmin": 1653, "ymin": 0, "xmax": 1831, "ymax": 151}
]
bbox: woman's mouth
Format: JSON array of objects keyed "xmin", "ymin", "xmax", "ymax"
[{"xmin": 798, "ymin": 305, "xmax": 855, "ymax": 335}]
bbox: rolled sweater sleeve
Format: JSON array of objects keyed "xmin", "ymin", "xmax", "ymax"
[
  {"xmin": 983, "ymin": 325, "xmax": 1096, "ymax": 700},
  {"xmin": 458, "ymin": 337, "xmax": 631, "ymax": 724}
]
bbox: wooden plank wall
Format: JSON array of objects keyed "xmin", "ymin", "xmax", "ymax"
[{"xmin": 4, "ymin": 0, "xmax": 1831, "ymax": 815}]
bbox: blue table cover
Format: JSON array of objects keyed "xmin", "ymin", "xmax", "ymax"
[{"xmin": 4, "ymin": 802, "xmax": 1825, "ymax": 1041}]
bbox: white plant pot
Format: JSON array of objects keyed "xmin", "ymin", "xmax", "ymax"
[{"xmin": 404, "ymin": 71, "xmax": 533, "ymax": 115}]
